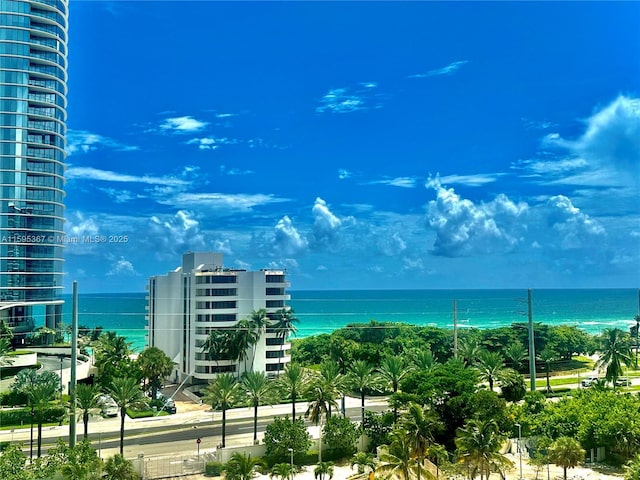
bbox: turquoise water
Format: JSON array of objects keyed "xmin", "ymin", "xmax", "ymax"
[{"xmin": 56, "ymin": 289, "xmax": 639, "ymax": 352}]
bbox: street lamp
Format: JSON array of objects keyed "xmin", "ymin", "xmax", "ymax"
[
  {"xmin": 514, "ymin": 423, "xmax": 523, "ymax": 480},
  {"xmin": 288, "ymin": 448, "xmax": 294, "ymax": 480}
]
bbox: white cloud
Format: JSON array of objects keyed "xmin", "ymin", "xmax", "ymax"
[
  {"xmin": 99, "ymin": 188, "xmax": 136, "ymax": 203},
  {"xmin": 438, "ymin": 173, "xmax": 505, "ymax": 187},
  {"xmin": 379, "ymin": 232, "xmax": 407, "ymax": 256},
  {"xmin": 273, "ymin": 216, "xmax": 308, "ymax": 255},
  {"xmin": 368, "ymin": 177, "xmax": 418, "ymax": 188},
  {"xmin": 316, "ymin": 88, "xmax": 366, "ymax": 114},
  {"xmin": 213, "ymin": 239, "xmax": 233, "ymax": 255},
  {"xmin": 160, "ymin": 116, "xmax": 208, "ymax": 133},
  {"xmin": 64, "ymin": 211, "xmax": 99, "ymax": 238},
  {"xmin": 148, "ymin": 210, "xmax": 207, "ymax": 260},
  {"xmin": 408, "ymin": 60, "xmax": 468, "ymax": 78},
  {"xmin": 518, "ymin": 95, "xmax": 640, "ymax": 190},
  {"xmin": 338, "ymin": 169, "xmax": 352, "ymax": 180},
  {"xmin": 66, "ymin": 130, "xmax": 138, "ymax": 156},
  {"xmin": 424, "ymin": 177, "xmax": 604, "ymax": 257},
  {"xmin": 107, "ymin": 257, "xmax": 138, "ymax": 276},
  {"xmin": 158, "ymin": 192, "xmax": 288, "ymax": 212},
  {"xmin": 311, "ymin": 197, "xmax": 342, "ymax": 245},
  {"xmin": 66, "ymin": 167, "xmax": 188, "ymax": 186},
  {"xmin": 186, "ymin": 136, "xmax": 238, "ymax": 150}
]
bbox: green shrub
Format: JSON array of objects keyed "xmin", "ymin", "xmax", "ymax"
[
  {"xmin": 125, "ymin": 408, "xmax": 168, "ymax": 419},
  {"xmin": 0, "ymin": 390, "xmax": 28, "ymax": 406},
  {"xmin": 205, "ymin": 461, "xmax": 224, "ymax": 476},
  {"xmin": 0, "ymin": 406, "xmax": 65, "ymax": 427}
]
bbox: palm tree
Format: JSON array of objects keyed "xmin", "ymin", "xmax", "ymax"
[
  {"xmin": 277, "ymin": 363, "xmax": 308, "ymax": 419},
  {"xmin": 455, "ymin": 419, "xmax": 513, "ymax": 480},
  {"xmin": 0, "ymin": 337, "xmax": 14, "ymax": 367},
  {"xmin": 242, "ymin": 371, "xmax": 277, "ymax": 443},
  {"xmin": 409, "ymin": 349, "xmax": 438, "ymax": 372},
  {"xmin": 503, "ymin": 342, "xmax": 527, "ymax": 371},
  {"xmin": 103, "ymin": 453, "xmax": 138, "ymax": 480},
  {"xmin": 351, "ymin": 452, "xmax": 376, "ymax": 475},
  {"xmin": 377, "ymin": 432, "xmax": 425, "ymax": 480},
  {"xmin": 107, "ymin": 376, "xmax": 146, "ymax": 455},
  {"xmin": 314, "ymin": 461, "xmax": 335, "ymax": 480},
  {"xmin": 458, "ymin": 338, "xmax": 482, "ymax": 366},
  {"xmin": 548, "ymin": 437, "xmax": 585, "ymax": 480},
  {"xmin": 378, "ymin": 356, "xmax": 411, "ymax": 419},
  {"xmin": 317, "ymin": 360, "xmax": 345, "ymax": 418},
  {"xmin": 427, "ymin": 444, "xmax": 449, "ymax": 480},
  {"xmin": 401, "ymin": 403, "xmax": 443, "ymax": 480},
  {"xmin": 203, "ymin": 373, "xmax": 244, "ymax": 447},
  {"xmin": 348, "ymin": 359, "xmax": 380, "ymax": 426},
  {"xmin": 595, "ymin": 328, "xmax": 633, "ymax": 386},
  {"xmin": 137, "ymin": 346, "xmax": 173, "ymax": 400},
  {"xmin": 305, "ymin": 380, "xmax": 339, "ymax": 463},
  {"xmin": 475, "ymin": 350, "xmax": 505, "ymax": 392},
  {"xmin": 270, "ymin": 463, "xmax": 298, "ymax": 480},
  {"xmin": 538, "ymin": 348, "xmax": 556, "ymax": 393},
  {"xmin": 234, "ymin": 319, "xmax": 259, "ymax": 376},
  {"xmin": 225, "ymin": 452, "xmax": 264, "ymax": 480},
  {"xmin": 75, "ymin": 383, "xmax": 103, "ymax": 439},
  {"xmin": 28, "ymin": 381, "xmax": 58, "ymax": 457},
  {"xmin": 201, "ymin": 328, "xmax": 232, "ymax": 362},
  {"xmin": 249, "ymin": 309, "xmax": 270, "ymax": 369},
  {"xmin": 624, "ymin": 454, "xmax": 640, "ymax": 480},
  {"xmin": 271, "ymin": 308, "xmax": 299, "ymax": 373}
]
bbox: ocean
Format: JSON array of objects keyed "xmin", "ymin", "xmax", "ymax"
[{"xmin": 57, "ymin": 289, "xmax": 639, "ymax": 352}]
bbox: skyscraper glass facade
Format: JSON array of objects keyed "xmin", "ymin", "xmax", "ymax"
[{"xmin": 0, "ymin": 0, "xmax": 67, "ymax": 334}]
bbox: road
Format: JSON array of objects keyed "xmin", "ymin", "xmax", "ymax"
[{"xmin": 2, "ymin": 396, "xmax": 389, "ymax": 459}]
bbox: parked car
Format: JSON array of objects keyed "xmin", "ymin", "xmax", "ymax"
[
  {"xmin": 162, "ymin": 398, "xmax": 177, "ymax": 414},
  {"xmin": 99, "ymin": 394, "xmax": 118, "ymax": 417},
  {"xmin": 615, "ymin": 378, "xmax": 631, "ymax": 387},
  {"xmin": 581, "ymin": 376, "xmax": 599, "ymax": 387}
]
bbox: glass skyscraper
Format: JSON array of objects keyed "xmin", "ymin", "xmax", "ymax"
[{"xmin": 0, "ymin": 0, "xmax": 67, "ymax": 337}]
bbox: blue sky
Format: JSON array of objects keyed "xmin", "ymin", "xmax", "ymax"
[{"xmin": 63, "ymin": 1, "xmax": 640, "ymax": 292}]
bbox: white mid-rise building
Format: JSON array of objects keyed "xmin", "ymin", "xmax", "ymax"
[{"xmin": 146, "ymin": 252, "xmax": 292, "ymax": 384}]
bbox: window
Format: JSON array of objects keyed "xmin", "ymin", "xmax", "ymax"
[
  {"xmin": 266, "ymin": 288, "xmax": 284, "ymax": 295},
  {"xmin": 266, "ymin": 275, "xmax": 285, "ymax": 283},
  {"xmin": 266, "ymin": 350, "xmax": 285, "ymax": 358},
  {"xmin": 266, "ymin": 300, "xmax": 284, "ymax": 308},
  {"xmin": 266, "ymin": 337, "xmax": 284, "ymax": 346}
]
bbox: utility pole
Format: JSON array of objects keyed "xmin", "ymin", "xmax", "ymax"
[
  {"xmin": 528, "ymin": 289, "xmax": 536, "ymax": 391},
  {"xmin": 453, "ymin": 299, "xmax": 458, "ymax": 359},
  {"xmin": 69, "ymin": 281, "xmax": 78, "ymax": 447}
]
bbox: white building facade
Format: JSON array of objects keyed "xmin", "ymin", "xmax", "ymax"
[{"xmin": 146, "ymin": 252, "xmax": 292, "ymax": 384}]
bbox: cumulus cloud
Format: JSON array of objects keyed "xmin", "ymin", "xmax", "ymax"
[
  {"xmin": 425, "ymin": 177, "xmax": 604, "ymax": 257},
  {"xmin": 107, "ymin": 257, "xmax": 138, "ymax": 276},
  {"xmin": 408, "ymin": 60, "xmax": 468, "ymax": 78},
  {"xmin": 311, "ymin": 198, "xmax": 342, "ymax": 244},
  {"xmin": 273, "ymin": 216, "xmax": 308, "ymax": 255},
  {"xmin": 378, "ymin": 232, "xmax": 407, "ymax": 256},
  {"xmin": 148, "ymin": 210, "xmax": 207, "ymax": 260},
  {"xmin": 160, "ymin": 116, "xmax": 208, "ymax": 133},
  {"xmin": 66, "ymin": 130, "xmax": 138, "ymax": 156}
]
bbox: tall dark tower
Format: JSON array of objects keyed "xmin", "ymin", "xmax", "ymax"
[{"xmin": 0, "ymin": 0, "xmax": 68, "ymax": 340}]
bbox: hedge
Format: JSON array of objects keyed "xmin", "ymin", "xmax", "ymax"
[
  {"xmin": 205, "ymin": 461, "xmax": 224, "ymax": 476},
  {"xmin": 0, "ymin": 406, "xmax": 66, "ymax": 427}
]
